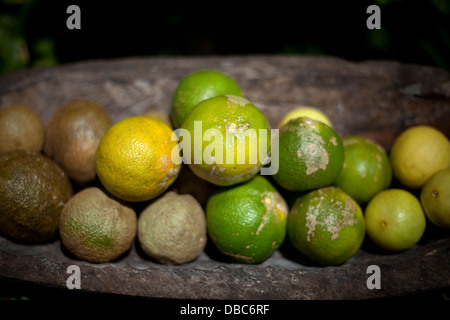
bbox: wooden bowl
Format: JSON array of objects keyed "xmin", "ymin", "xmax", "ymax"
[{"xmin": 0, "ymin": 55, "xmax": 449, "ymax": 299}]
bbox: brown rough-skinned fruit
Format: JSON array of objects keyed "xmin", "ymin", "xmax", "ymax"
[
  {"xmin": 44, "ymin": 99, "xmax": 112, "ymax": 184},
  {"xmin": 0, "ymin": 150, "xmax": 73, "ymax": 243},
  {"xmin": 0, "ymin": 105, "xmax": 45, "ymax": 154},
  {"xmin": 59, "ymin": 187, "xmax": 137, "ymax": 263},
  {"xmin": 138, "ymin": 191, "xmax": 207, "ymax": 265}
]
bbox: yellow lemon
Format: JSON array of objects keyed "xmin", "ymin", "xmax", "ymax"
[
  {"xmin": 390, "ymin": 125, "xmax": 450, "ymax": 189},
  {"xmin": 96, "ymin": 116, "xmax": 181, "ymax": 202},
  {"xmin": 277, "ymin": 107, "xmax": 333, "ymax": 128}
]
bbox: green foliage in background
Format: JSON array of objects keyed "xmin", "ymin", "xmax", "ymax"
[
  {"xmin": 0, "ymin": 0, "xmax": 449, "ymax": 75},
  {"xmin": 0, "ymin": 0, "xmax": 58, "ymax": 74}
]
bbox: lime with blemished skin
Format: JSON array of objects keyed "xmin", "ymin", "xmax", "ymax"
[
  {"xmin": 206, "ymin": 175, "xmax": 288, "ymax": 264},
  {"xmin": 420, "ymin": 168, "xmax": 450, "ymax": 229},
  {"xmin": 287, "ymin": 186, "xmax": 365, "ymax": 266},
  {"xmin": 181, "ymin": 94, "xmax": 271, "ymax": 187},
  {"xmin": 365, "ymin": 189, "xmax": 426, "ymax": 251},
  {"xmin": 334, "ymin": 136, "xmax": 392, "ymax": 204},
  {"xmin": 171, "ymin": 70, "xmax": 243, "ymax": 128},
  {"xmin": 273, "ymin": 117, "xmax": 344, "ymax": 192}
]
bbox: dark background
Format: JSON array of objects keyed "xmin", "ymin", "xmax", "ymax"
[
  {"xmin": 1, "ymin": 0, "xmax": 450, "ymax": 74},
  {"xmin": 1, "ymin": 0, "xmax": 450, "ymax": 301}
]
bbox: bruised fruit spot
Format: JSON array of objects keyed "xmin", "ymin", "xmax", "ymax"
[
  {"xmin": 304, "ymin": 143, "xmax": 329, "ymax": 175},
  {"xmin": 226, "ymin": 252, "xmax": 256, "ymax": 263},
  {"xmin": 256, "ymin": 192, "xmax": 288, "ymax": 236},
  {"xmin": 305, "ymin": 196, "xmax": 359, "ymax": 242},
  {"xmin": 226, "ymin": 122, "xmax": 237, "ymax": 134},
  {"xmin": 432, "ymin": 190, "xmax": 438, "ymax": 198},
  {"xmin": 330, "ymin": 136, "xmax": 338, "ymax": 146},
  {"xmin": 226, "ymin": 95, "xmax": 250, "ymax": 107}
]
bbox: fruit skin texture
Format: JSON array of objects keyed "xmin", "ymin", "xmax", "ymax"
[
  {"xmin": 389, "ymin": 125, "xmax": 450, "ymax": 189},
  {"xmin": 0, "ymin": 150, "xmax": 73, "ymax": 242},
  {"xmin": 44, "ymin": 99, "xmax": 112, "ymax": 184},
  {"xmin": 171, "ymin": 70, "xmax": 243, "ymax": 128},
  {"xmin": 277, "ymin": 107, "xmax": 333, "ymax": 128},
  {"xmin": 181, "ymin": 95, "xmax": 271, "ymax": 187},
  {"xmin": 365, "ymin": 189, "xmax": 426, "ymax": 251},
  {"xmin": 138, "ymin": 191, "xmax": 207, "ymax": 265},
  {"xmin": 287, "ymin": 186, "xmax": 365, "ymax": 266},
  {"xmin": 420, "ymin": 168, "xmax": 450, "ymax": 229},
  {"xmin": 0, "ymin": 105, "xmax": 45, "ymax": 154},
  {"xmin": 334, "ymin": 136, "xmax": 392, "ymax": 204},
  {"xmin": 96, "ymin": 116, "xmax": 181, "ymax": 202},
  {"xmin": 273, "ymin": 117, "xmax": 344, "ymax": 192},
  {"xmin": 60, "ymin": 187, "xmax": 137, "ymax": 263},
  {"xmin": 206, "ymin": 175, "xmax": 288, "ymax": 264}
]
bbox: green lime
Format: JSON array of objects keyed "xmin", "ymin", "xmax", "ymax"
[
  {"xmin": 273, "ymin": 117, "xmax": 344, "ymax": 191},
  {"xmin": 180, "ymin": 95, "xmax": 271, "ymax": 186},
  {"xmin": 206, "ymin": 175, "xmax": 288, "ymax": 264},
  {"xmin": 171, "ymin": 70, "xmax": 243, "ymax": 128},
  {"xmin": 287, "ymin": 186, "xmax": 365, "ymax": 266},
  {"xmin": 334, "ymin": 136, "xmax": 392, "ymax": 204}
]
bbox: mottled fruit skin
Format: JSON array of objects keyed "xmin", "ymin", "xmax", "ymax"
[
  {"xmin": 0, "ymin": 105, "xmax": 45, "ymax": 154},
  {"xmin": 44, "ymin": 99, "xmax": 112, "ymax": 184},
  {"xmin": 273, "ymin": 117, "xmax": 344, "ymax": 192},
  {"xmin": 181, "ymin": 95, "xmax": 271, "ymax": 187},
  {"xmin": 138, "ymin": 191, "xmax": 207, "ymax": 265},
  {"xmin": 96, "ymin": 116, "xmax": 181, "ymax": 202},
  {"xmin": 287, "ymin": 186, "xmax": 365, "ymax": 266},
  {"xmin": 206, "ymin": 176, "xmax": 288, "ymax": 264},
  {"xmin": 0, "ymin": 150, "xmax": 73, "ymax": 242},
  {"xmin": 60, "ymin": 187, "xmax": 137, "ymax": 263}
]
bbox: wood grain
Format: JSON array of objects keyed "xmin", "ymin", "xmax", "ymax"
[{"xmin": 0, "ymin": 55, "xmax": 449, "ymax": 299}]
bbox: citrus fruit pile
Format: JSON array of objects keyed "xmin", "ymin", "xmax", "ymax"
[{"xmin": 0, "ymin": 69, "xmax": 449, "ymax": 270}]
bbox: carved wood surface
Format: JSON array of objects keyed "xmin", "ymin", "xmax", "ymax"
[{"xmin": 0, "ymin": 55, "xmax": 449, "ymax": 299}]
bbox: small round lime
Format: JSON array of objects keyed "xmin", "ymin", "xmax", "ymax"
[
  {"xmin": 287, "ymin": 186, "xmax": 365, "ymax": 266},
  {"xmin": 334, "ymin": 136, "xmax": 392, "ymax": 204},
  {"xmin": 420, "ymin": 168, "xmax": 450, "ymax": 229},
  {"xmin": 171, "ymin": 70, "xmax": 242, "ymax": 128},
  {"xmin": 365, "ymin": 189, "xmax": 426, "ymax": 251}
]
